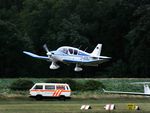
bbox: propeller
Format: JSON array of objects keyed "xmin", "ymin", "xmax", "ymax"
[
  {"xmin": 43, "ymin": 44, "xmax": 53, "ymax": 57},
  {"xmin": 43, "ymin": 44, "xmax": 50, "ymax": 53},
  {"xmin": 43, "ymin": 44, "xmax": 59, "ymax": 69}
]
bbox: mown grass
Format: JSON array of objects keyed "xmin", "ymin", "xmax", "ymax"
[{"xmin": 0, "ymin": 98, "xmax": 150, "ymax": 113}]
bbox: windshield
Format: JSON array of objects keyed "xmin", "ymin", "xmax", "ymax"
[{"xmin": 58, "ymin": 47, "xmax": 78, "ymax": 55}]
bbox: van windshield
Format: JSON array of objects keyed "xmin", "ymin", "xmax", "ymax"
[
  {"xmin": 34, "ymin": 85, "xmax": 43, "ymax": 89},
  {"xmin": 66, "ymin": 85, "xmax": 71, "ymax": 90}
]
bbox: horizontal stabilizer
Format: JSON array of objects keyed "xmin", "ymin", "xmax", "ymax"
[
  {"xmin": 98, "ymin": 56, "xmax": 111, "ymax": 59},
  {"xmin": 23, "ymin": 51, "xmax": 49, "ymax": 60}
]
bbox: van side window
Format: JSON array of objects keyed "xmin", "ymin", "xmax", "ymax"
[
  {"xmin": 56, "ymin": 85, "xmax": 65, "ymax": 90},
  {"xmin": 45, "ymin": 85, "xmax": 55, "ymax": 90},
  {"xmin": 34, "ymin": 85, "xmax": 43, "ymax": 89}
]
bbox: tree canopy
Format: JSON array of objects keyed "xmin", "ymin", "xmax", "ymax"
[{"xmin": 0, "ymin": 0, "xmax": 150, "ymax": 78}]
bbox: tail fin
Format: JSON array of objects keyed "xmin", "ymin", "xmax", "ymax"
[
  {"xmin": 144, "ymin": 84, "xmax": 150, "ymax": 94},
  {"xmin": 91, "ymin": 44, "xmax": 102, "ymax": 56},
  {"xmin": 103, "ymin": 88, "xmax": 106, "ymax": 92}
]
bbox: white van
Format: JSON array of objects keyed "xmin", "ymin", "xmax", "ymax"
[{"xmin": 29, "ymin": 83, "xmax": 71, "ymax": 100}]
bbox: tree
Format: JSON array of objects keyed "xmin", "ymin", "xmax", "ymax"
[
  {"xmin": 56, "ymin": 14, "xmax": 90, "ymax": 47},
  {"xmin": 125, "ymin": 4, "xmax": 150, "ymax": 76},
  {"xmin": 0, "ymin": 20, "xmax": 33, "ymax": 77}
]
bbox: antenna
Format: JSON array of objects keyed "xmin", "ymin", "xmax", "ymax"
[
  {"xmin": 84, "ymin": 47, "xmax": 88, "ymax": 51},
  {"xmin": 78, "ymin": 45, "xmax": 82, "ymax": 49}
]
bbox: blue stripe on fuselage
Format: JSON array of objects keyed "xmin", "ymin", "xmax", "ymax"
[{"xmin": 63, "ymin": 59, "xmax": 91, "ymax": 63}]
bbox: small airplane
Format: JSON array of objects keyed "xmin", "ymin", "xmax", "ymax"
[
  {"xmin": 23, "ymin": 44, "xmax": 111, "ymax": 71},
  {"xmin": 103, "ymin": 82, "xmax": 150, "ymax": 96}
]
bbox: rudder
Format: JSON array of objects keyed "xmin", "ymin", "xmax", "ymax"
[
  {"xmin": 91, "ymin": 44, "xmax": 102, "ymax": 56},
  {"xmin": 144, "ymin": 84, "xmax": 150, "ymax": 94}
]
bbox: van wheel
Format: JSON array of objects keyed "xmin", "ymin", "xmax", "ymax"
[
  {"xmin": 36, "ymin": 95, "xmax": 43, "ymax": 100},
  {"xmin": 59, "ymin": 96, "xmax": 66, "ymax": 101}
]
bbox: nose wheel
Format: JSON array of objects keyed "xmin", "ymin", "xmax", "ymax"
[{"xmin": 74, "ymin": 64, "xmax": 83, "ymax": 72}]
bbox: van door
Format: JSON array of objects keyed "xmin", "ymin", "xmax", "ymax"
[{"xmin": 44, "ymin": 85, "xmax": 55, "ymax": 96}]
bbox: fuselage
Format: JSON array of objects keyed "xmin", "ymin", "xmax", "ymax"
[{"xmin": 50, "ymin": 46, "xmax": 100, "ymax": 64}]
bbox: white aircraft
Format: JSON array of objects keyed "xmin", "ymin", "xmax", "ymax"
[
  {"xmin": 23, "ymin": 44, "xmax": 111, "ymax": 71},
  {"xmin": 103, "ymin": 82, "xmax": 150, "ymax": 96}
]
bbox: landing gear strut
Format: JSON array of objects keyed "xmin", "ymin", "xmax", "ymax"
[{"xmin": 49, "ymin": 62, "xmax": 60, "ymax": 69}]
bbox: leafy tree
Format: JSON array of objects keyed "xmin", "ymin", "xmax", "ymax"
[
  {"xmin": 125, "ymin": 5, "xmax": 150, "ymax": 76},
  {"xmin": 0, "ymin": 0, "xmax": 150, "ymax": 77},
  {"xmin": 21, "ymin": 0, "xmax": 53, "ymax": 51},
  {"xmin": 56, "ymin": 14, "xmax": 90, "ymax": 46},
  {"xmin": 107, "ymin": 59, "xmax": 128, "ymax": 77},
  {"xmin": 0, "ymin": 20, "xmax": 33, "ymax": 77}
]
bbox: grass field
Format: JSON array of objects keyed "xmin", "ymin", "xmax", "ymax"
[
  {"xmin": 1, "ymin": 97, "xmax": 150, "ymax": 113},
  {"xmin": 1, "ymin": 78, "xmax": 150, "ymax": 113}
]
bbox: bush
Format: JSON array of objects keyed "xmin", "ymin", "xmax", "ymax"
[
  {"xmin": 45, "ymin": 79, "xmax": 105, "ymax": 91},
  {"xmin": 10, "ymin": 79, "xmax": 34, "ymax": 91},
  {"xmin": 45, "ymin": 79, "xmax": 62, "ymax": 83},
  {"xmin": 45, "ymin": 79, "xmax": 78, "ymax": 91},
  {"xmin": 59, "ymin": 79, "xmax": 77, "ymax": 91},
  {"xmin": 82, "ymin": 80, "xmax": 105, "ymax": 91}
]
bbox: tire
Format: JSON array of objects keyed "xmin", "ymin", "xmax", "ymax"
[
  {"xmin": 59, "ymin": 96, "xmax": 66, "ymax": 101},
  {"xmin": 36, "ymin": 95, "xmax": 43, "ymax": 100}
]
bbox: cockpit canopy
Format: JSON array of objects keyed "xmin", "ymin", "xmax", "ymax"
[{"xmin": 57, "ymin": 47, "xmax": 78, "ymax": 55}]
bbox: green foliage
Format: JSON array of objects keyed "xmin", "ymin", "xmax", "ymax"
[
  {"xmin": 10, "ymin": 79, "xmax": 34, "ymax": 91},
  {"xmin": 107, "ymin": 59, "xmax": 128, "ymax": 77},
  {"xmin": 125, "ymin": 4, "xmax": 150, "ymax": 76},
  {"xmin": 56, "ymin": 14, "xmax": 90, "ymax": 46},
  {"xmin": 0, "ymin": 0, "xmax": 150, "ymax": 77},
  {"xmin": 45, "ymin": 79, "xmax": 62, "ymax": 83},
  {"xmin": 82, "ymin": 80, "xmax": 105, "ymax": 91},
  {"xmin": 45, "ymin": 79, "xmax": 104, "ymax": 91},
  {"xmin": 45, "ymin": 79, "xmax": 78, "ymax": 91},
  {"xmin": 0, "ymin": 78, "xmax": 149, "ymax": 94},
  {"xmin": 60, "ymin": 79, "xmax": 78, "ymax": 91},
  {"xmin": 0, "ymin": 19, "xmax": 34, "ymax": 77}
]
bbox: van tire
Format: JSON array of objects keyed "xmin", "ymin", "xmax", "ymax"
[
  {"xmin": 59, "ymin": 96, "xmax": 66, "ymax": 101},
  {"xmin": 36, "ymin": 95, "xmax": 43, "ymax": 100}
]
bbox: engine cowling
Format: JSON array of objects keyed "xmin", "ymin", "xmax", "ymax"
[{"xmin": 49, "ymin": 62, "xmax": 60, "ymax": 70}]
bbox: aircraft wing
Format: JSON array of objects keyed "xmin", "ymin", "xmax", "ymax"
[
  {"xmin": 23, "ymin": 51, "xmax": 49, "ymax": 60},
  {"xmin": 103, "ymin": 89, "xmax": 150, "ymax": 96}
]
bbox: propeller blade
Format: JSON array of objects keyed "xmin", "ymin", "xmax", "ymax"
[{"xmin": 43, "ymin": 44, "xmax": 49, "ymax": 53}]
